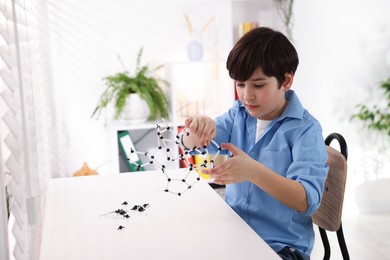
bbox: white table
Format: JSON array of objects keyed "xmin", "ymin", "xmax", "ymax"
[{"xmin": 39, "ymin": 170, "xmax": 279, "ymax": 260}]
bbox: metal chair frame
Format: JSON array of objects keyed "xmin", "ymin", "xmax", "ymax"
[{"xmin": 313, "ymin": 133, "xmax": 350, "ymax": 260}]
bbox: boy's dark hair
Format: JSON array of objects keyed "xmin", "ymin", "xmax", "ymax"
[{"xmin": 226, "ymin": 27, "xmax": 299, "ymax": 87}]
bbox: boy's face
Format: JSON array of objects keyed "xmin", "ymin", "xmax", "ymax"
[{"xmin": 235, "ymin": 67, "xmax": 292, "ymax": 120}]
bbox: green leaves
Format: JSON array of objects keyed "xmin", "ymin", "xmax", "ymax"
[
  {"xmin": 352, "ymin": 77, "xmax": 390, "ymax": 138},
  {"xmin": 92, "ymin": 48, "xmax": 169, "ymax": 121}
]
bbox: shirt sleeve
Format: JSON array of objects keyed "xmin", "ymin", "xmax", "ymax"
[
  {"xmin": 288, "ymin": 124, "xmax": 329, "ymax": 216},
  {"xmin": 212, "ymin": 101, "xmax": 241, "ymax": 152}
]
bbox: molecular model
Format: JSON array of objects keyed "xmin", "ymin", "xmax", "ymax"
[
  {"xmin": 127, "ymin": 123, "xmax": 224, "ymax": 196},
  {"xmin": 100, "ymin": 201, "xmax": 151, "ymax": 230}
]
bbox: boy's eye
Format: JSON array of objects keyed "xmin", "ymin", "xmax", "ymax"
[
  {"xmin": 236, "ymin": 82, "xmax": 245, "ymax": 87},
  {"xmin": 254, "ymin": 84, "xmax": 265, "ymax": 88}
]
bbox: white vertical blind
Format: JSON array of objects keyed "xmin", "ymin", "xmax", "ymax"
[
  {"xmin": 0, "ymin": 124, "xmax": 10, "ymax": 260},
  {"xmin": 0, "ymin": 0, "xmax": 52, "ymax": 259}
]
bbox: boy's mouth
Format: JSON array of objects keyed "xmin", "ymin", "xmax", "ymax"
[{"xmin": 245, "ymin": 104, "xmax": 259, "ymax": 110}]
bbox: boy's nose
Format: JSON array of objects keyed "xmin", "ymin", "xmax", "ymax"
[{"xmin": 243, "ymin": 88, "xmax": 255, "ymax": 100}]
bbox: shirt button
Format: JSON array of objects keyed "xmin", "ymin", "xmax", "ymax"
[{"xmin": 249, "ymin": 152, "xmax": 255, "ymax": 157}]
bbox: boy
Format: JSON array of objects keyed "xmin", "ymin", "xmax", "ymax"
[{"xmin": 183, "ymin": 27, "xmax": 328, "ymax": 259}]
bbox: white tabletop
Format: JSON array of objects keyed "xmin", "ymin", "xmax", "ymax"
[{"xmin": 39, "ymin": 170, "xmax": 279, "ymax": 260}]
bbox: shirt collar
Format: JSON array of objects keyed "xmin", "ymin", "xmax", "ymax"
[{"xmin": 277, "ymin": 90, "xmax": 305, "ymax": 121}]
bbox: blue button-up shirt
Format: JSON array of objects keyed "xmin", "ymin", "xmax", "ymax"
[{"xmin": 212, "ymin": 90, "xmax": 328, "ymax": 256}]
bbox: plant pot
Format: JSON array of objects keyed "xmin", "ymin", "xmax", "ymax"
[
  {"xmin": 354, "ymin": 178, "xmax": 390, "ymax": 214},
  {"xmin": 120, "ymin": 93, "xmax": 150, "ymax": 123}
]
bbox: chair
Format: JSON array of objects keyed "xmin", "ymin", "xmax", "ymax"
[{"xmin": 312, "ymin": 133, "xmax": 350, "ymax": 260}]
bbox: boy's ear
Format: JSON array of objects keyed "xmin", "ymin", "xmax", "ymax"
[{"xmin": 282, "ymin": 72, "xmax": 294, "ymax": 90}]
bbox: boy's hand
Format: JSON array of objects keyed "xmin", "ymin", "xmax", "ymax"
[
  {"xmin": 184, "ymin": 115, "xmax": 216, "ymax": 148},
  {"xmin": 203, "ymin": 143, "xmax": 260, "ymax": 185}
]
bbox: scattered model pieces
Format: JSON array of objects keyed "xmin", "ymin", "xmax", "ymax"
[{"xmin": 100, "ymin": 201, "xmax": 150, "ymax": 230}]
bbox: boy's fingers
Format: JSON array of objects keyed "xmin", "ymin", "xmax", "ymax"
[
  {"xmin": 184, "ymin": 117, "xmax": 193, "ymax": 128},
  {"xmin": 201, "ymin": 169, "xmax": 210, "ymax": 175},
  {"xmin": 201, "ymin": 131, "xmax": 212, "ymax": 147},
  {"xmin": 198, "ymin": 124, "xmax": 207, "ymax": 146},
  {"xmin": 221, "ymin": 143, "xmax": 243, "ymax": 156},
  {"xmin": 206, "ymin": 128, "xmax": 216, "ymax": 146},
  {"xmin": 189, "ymin": 119, "xmax": 198, "ymax": 131},
  {"xmin": 208, "ymin": 161, "xmax": 230, "ymax": 175}
]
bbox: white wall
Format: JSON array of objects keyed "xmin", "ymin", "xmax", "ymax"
[{"xmin": 293, "ymin": 0, "xmax": 390, "ymax": 185}]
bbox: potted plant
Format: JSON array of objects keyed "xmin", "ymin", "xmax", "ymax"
[
  {"xmin": 351, "ymin": 76, "xmax": 390, "ymax": 213},
  {"xmin": 352, "ymin": 77, "xmax": 390, "ymax": 137},
  {"xmin": 275, "ymin": 0, "xmax": 295, "ymax": 41},
  {"xmin": 92, "ymin": 48, "xmax": 170, "ymax": 123}
]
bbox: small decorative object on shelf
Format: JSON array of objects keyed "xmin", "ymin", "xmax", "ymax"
[
  {"xmin": 91, "ymin": 48, "xmax": 170, "ymax": 124},
  {"xmin": 238, "ymin": 21, "xmax": 259, "ymax": 38},
  {"xmin": 183, "ymin": 14, "xmax": 215, "ymax": 61},
  {"xmin": 187, "ymin": 38, "xmax": 203, "ymax": 61},
  {"xmin": 73, "ymin": 162, "xmax": 98, "ymax": 177}
]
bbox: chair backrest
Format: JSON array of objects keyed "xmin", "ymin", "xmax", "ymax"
[{"xmin": 312, "ymin": 140, "xmax": 348, "ymax": 231}]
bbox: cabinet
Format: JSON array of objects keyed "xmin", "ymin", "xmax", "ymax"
[{"xmin": 111, "ymin": 0, "xmax": 284, "ymax": 174}]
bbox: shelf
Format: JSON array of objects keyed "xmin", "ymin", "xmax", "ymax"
[{"xmin": 232, "ymin": 0, "xmax": 283, "ymax": 42}]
